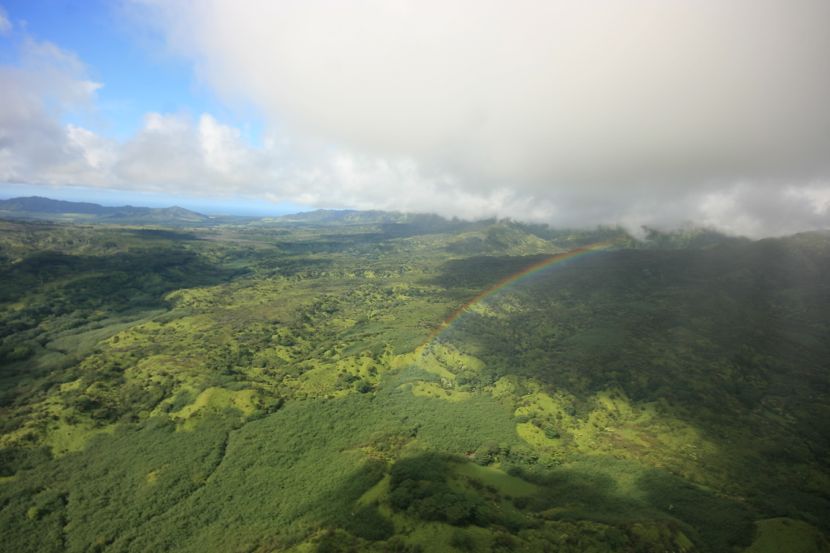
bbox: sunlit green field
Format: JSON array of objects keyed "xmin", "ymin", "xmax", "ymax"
[{"xmin": 1, "ymin": 217, "xmax": 829, "ymax": 552}]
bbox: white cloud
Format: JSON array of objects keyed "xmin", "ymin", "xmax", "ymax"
[
  {"xmin": 122, "ymin": 0, "xmax": 830, "ymax": 235},
  {"xmin": 2, "ymin": 2, "xmax": 830, "ymax": 237},
  {"xmin": 0, "ymin": 37, "xmax": 104, "ymax": 185},
  {"xmin": 67, "ymin": 125, "xmax": 115, "ymax": 170},
  {"xmin": 0, "ymin": 37, "xmax": 281, "ymax": 197},
  {"xmin": 113, "ymin": 112, "xmax": 282, "ymax": 194},
  {"xmin": 138, "ymin": 2, "xmax": 830, "ymax": 183}
]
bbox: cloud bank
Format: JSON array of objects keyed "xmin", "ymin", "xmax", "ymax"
[{"xmin": 3, "ymin": 1, "xmax": 830, "ymax": 236}]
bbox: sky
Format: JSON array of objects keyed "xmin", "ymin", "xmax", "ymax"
[{"xmin": 1, "ymin": 1, "xmax": 829, "ymax": 233}]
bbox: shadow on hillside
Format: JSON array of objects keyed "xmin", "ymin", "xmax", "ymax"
[
  {"xmin": 310, "ymin": 452, "xmax": 757, "ymax": 551},
  {"xmin": 425, "ymin": 255, "xmax": 553, "ymax": 291},
  {"xmin": 0, "ymin": 249, "xmax": 241, "ymax": 310},
  {"xmin": 126, "ymin": 228, "xmax": 203, "ymax": 241},
  {"xmin": 423, "ymin": 245, "xmax": 830, "ymax": 536}
]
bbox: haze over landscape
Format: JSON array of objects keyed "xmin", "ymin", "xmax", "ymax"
[{"xmin": 2, "ymin": 3, "xmax": 830, "ymax": 553}]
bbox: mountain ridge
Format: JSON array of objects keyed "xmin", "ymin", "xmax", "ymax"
[{"xmin": 0, "ymin": 196, "xmax": 210, "ymax": 225}]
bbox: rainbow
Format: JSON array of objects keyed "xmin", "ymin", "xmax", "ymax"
[{"xmin": 419, "ymin": 240, "xmax": 616, "ymax": 349}]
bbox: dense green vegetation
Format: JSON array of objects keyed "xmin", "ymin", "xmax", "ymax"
[{"xmin": 0, "ymin": 208, "xmax": 829, "ymax": 552}]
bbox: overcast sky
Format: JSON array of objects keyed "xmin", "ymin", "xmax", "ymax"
[{"xmin": 1, "ymin": 1, "xmax": 830, "ymax": 235}]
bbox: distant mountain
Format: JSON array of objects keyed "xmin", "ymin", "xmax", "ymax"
[
  {"xmin": 271, "ymin": 208, "xmax": 481, "ymax": 227},
  {"xmin": 0, "ymin": 196, "xmax": 112, "ymax": 215},
  {"xmin": 0, "ymin": 197, "xmax": 747, "ymax": 251},
  {"xmin": 271, "ymin": 208, "xmax": 420, "ymax": 225},
  {"xmin": 0, "ymin": 196, "xmax": 210, "ymax": 225}
]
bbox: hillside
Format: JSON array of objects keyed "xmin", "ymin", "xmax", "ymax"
[
  {"xmin": 0, "ymin": 215, "xmax": 828, "ymax": 552},
  {"xmin": 0, "ymin": 196, "xmax": 210, "ymax": 225}
]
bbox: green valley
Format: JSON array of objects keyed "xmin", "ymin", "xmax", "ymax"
[{"xmin": 1, "ymin": 210, "xmax": 829, "ymax": 552}]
